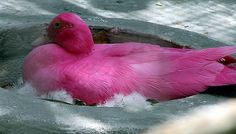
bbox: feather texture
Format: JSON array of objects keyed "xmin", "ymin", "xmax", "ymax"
[
  {"xmin": 23, "ymin": 42, "xmax": 236, "ymax": 104},
  {"xmin": 23, "ymin": 13, "xmax": 236, "ymax": 105}
]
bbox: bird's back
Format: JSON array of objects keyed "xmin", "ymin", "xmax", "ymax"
[{"xmin": 23, "ymin": 42, "xmax": 236, "ymax": 105}]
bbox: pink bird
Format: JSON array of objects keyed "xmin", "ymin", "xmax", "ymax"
[{"xmin": 23, "ymin": 13, "xmax": 236, "ymax": 105}]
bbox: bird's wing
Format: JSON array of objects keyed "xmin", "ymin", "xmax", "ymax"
[
  {"xmin": 101, "ymin": 43, "xmax": 236, "ymax": 101},
  {"xmin": 136, "ymin": 46, "xmax": 236, "ymax": 101},
  {"xmin": 62, "ymin": 43, "xmax": 236, "ymax": 104}
]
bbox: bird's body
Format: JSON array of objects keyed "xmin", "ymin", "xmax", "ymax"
[{"xmin": 23, "ymin": 13, "xmax": 236, "ymax": 105}]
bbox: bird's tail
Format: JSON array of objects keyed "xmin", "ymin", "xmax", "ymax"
[
  {"xmin": 212, "ymin": 47, "xmax": 236, "ymax": 86},
  {"xmin": 218, "ymin": 56, "xmax": 236, "ymax": 65},
  {"xmin": 213, "ymin": 65, "xmax": 236, "ymax": 86}
]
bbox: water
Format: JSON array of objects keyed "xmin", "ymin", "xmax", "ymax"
[
  {"xmin": 13, "ymin": 83, "xmax": 152, "ymax": 112},
  {"xmin": 98, "ymin": 92, "xmax": 152, "ymax": 112}
]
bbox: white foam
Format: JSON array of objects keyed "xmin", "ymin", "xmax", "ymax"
[
  {"xmin": 14, "ymin": 83, "xmax": 74, "ymax": 104},
  {"xmin": 13, "ymin": 83, "xmax": 153, "ymax": 110},
  {"xmin": 98, "ymin": 92, "xmax": 152, "ymax": 112}
]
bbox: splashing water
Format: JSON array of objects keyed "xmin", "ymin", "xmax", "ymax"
[
  {"xmin": 14, "ymin": 83, "xmax": 74, "ymax": 104},
  {"xmin": 12, "ymin": 83, "xmax": 153, "ymax": 111},
  {"xmin": 98, "ymin": 92, "xmax": 152, "ymax": 112}
]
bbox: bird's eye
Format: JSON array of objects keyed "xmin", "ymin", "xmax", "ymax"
[{"xmin": 54, "ymin": 22, "xmax": 61, "ymax": 29}]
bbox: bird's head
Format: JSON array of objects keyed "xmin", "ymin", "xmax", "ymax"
[{"xmin": 47, "ymin": 13, "xmax": 94, "ymax": 54}]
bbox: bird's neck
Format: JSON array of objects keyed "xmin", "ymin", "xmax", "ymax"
[{"xmin": 55, "ymin": 29, "xmax": 94, "ymax": 54}]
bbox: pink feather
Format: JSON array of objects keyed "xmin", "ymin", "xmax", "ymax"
[{"xmin": 23, "ymin": 13, "xmax": 236, "ymax": 105}]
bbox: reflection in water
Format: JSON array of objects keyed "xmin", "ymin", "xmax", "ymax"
[
  {"xmin": 0, "ymin": 106, "xmax": 10, "ymax": 117},
  {"xmin": 144, "ymin": 100, "xmax": 236, "ymax": 134},
  {"xmin": 48, "ymin": 103, "xmax": 111, "ymax": 133}
]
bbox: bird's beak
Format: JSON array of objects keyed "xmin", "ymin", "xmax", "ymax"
[
  {"xmin": 30, "ymin": 26, "xmax": 52, "ymax": 48},
  {"xmin": 31, "ymin": 35, "xmax": 52, "ymax": 48}
]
